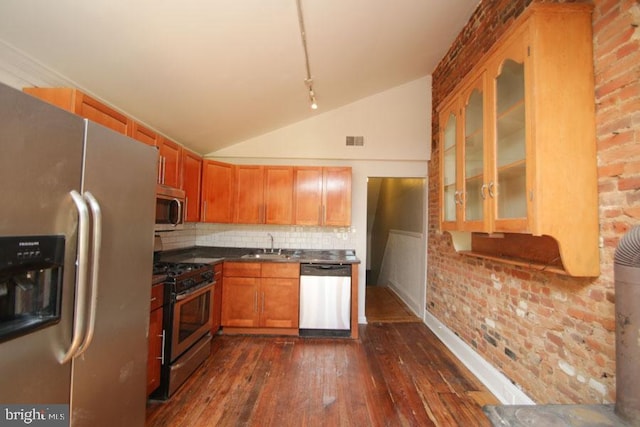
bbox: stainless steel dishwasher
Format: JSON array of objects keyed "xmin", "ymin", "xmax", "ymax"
[{"xmin": 299, "ymin": 263, "xmax": 351, "ymax": 337}]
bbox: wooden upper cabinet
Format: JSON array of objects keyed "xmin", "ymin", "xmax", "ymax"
[
  {"xmin": 23, "ymin": 87, "xmax": 131, "ymax": 135},
  {"xmin": 232, "ymin": 165, "xmax": 294, "ymax": 225},
  {"xmin": 158, "ymin": 137, "xmax": 182, "ymax": 188},
  {"xmin": 294, "ymin": 166, "xmax": 351, "ymax": 226},
  {"xmin": 182, "ymin": 149, "xmax": 202, "ymax": 222},
  {"xmin": 264, "ymin": 166, "xmax": 294, "ymax": 225},
  {"xmin": 293, "ymin": 167, "xmax": 323, "ymax": 226},
  {"xmin": 323, "ymin": 167, "xmax": 352, "ymax": 227},
  {"xmin": 234, "ymin": 165, "xmax": 265, "ymax": 224},
  {"xmin": 439, "ymin": 98, "xmax": 461, "ymax": 231},
  {"xmin": 130, "ymin": 122, "xmax": 159, "ymax": 146},
  {"xmin": 202, "ymin": 160, "xmax": 234, "ymax": 223},
  {"xmin": 437, "ymin": 3, "xmax": 598, "ymax": 277}
]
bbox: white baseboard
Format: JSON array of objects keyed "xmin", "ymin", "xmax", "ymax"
[
  {"xmin": 388, "ymin": 280, "xmax": 421, "ymax": 317},
  {"xmin": 423, "ymin": 310, "xmax": 535, "ymax": 405}
]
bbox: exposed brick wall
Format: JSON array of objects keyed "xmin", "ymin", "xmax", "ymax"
[{"xmin": 427, "ymin": 0, "xmax": 640, "ymax": 404}]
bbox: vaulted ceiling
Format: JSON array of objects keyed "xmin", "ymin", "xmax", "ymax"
[{"xmin": 0, "ymin": 0, "xmax": 478, "ymax": 155}]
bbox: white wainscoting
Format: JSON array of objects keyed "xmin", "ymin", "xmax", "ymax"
[{"xmin": 377, "ymin": 229, "xmax": 425, "ymax": 317}]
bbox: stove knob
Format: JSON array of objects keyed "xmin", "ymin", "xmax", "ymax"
[{"xmin": 202, "ymin": 271, "xmax": 214, "ymax": 281}]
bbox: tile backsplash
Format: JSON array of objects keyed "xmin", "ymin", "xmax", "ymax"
[{"xmin": 157, "ymin": 223, "xmax": 357, "ymax": 252}]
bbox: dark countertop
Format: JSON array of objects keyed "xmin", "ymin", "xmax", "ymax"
[{"xmin": 157, "ymin": 246, "xmax": 360, "ymax": 265}]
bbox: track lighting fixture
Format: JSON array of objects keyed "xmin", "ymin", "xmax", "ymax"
[
  {"xmin": 297, "ymin": 0, "xmax": 318, "ymax": 110},
  {"xmin": 305, "ymin": 78, "xmax": 318, "ymax": 110}
]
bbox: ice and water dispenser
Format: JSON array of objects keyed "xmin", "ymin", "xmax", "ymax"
[{"xmin": 0, "ymin": 235, "xmax": 65, "ymax": 342}]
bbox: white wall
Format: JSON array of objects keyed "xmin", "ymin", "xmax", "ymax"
[{"xmin": 210, "ymin": 77, "xmax": 432, "ymax": 161}]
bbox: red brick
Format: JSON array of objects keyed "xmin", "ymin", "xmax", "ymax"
[
  {"xmin": 623, "ymin": 206, "xmax": 640, "ymax": 218},
  {"xmin": 595, "ymin": 71, "xmax": 640, "ymax": 101},
  {"xmin": 623, "ymin": 161, "xmax": 640, "ymax": 174},
  {"xmin": 428, "ymin": 0, "xmax": 625, "ymax": 406},
  {"xmin": 603, "ymin": 207, "xmax": 623, "ymax": 218},
  {"xmin": 618, "ymin": 176, "xmax": 640, "ymax": 191},
  {"xmin": 598, "ymin": 163, "xmax": 625, "ymax": 177},
  {"xmin": 599, "ymin": 143, "xmax": 640, "ymax": 164}
]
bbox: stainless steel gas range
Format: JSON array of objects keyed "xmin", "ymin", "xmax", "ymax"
[{"xmin": 151, "ymin": 261, "xmax": 215, "ymax": 400}]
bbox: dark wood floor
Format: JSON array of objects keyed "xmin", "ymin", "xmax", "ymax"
[
  {"xmin": 146, "ymin": 290, "xmax": 498, "ymax": 427},
  {"xmin": 365, "ymin": 285, "xmax": 422, "ymax": 323}
]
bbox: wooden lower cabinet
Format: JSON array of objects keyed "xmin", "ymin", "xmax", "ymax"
[
  {"xmin": 147, "ymin": 284, "xmax": 164, "ymax": 396},
  {"xmin": 222, "ymin": 262, "xmax": 299, "ymax": 333}
]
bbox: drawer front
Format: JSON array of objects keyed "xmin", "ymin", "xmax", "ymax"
[
  {"xmin": 223, "ymin": 261, "xmax": 261, "ymax": 277},
  {"xmin": 261, "ymin": 262, "xmax": 299, "ymax": 278},
  {"xmin": 150, "ymin": 284, "xmax": 164, "ymax": 311}
]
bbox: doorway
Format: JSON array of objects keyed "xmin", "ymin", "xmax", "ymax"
[{"xmin": 365, "ymin": 177, "xmax": 426, "ymax": 322}]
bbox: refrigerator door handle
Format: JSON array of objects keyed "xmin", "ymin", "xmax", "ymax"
[
  {"xmin": 59, "ymin": 190, "xmax": 91, "ymax": 364},
  {"xmin": 76, "ymin": 191, "xmax": 101, "ymax": 356}
]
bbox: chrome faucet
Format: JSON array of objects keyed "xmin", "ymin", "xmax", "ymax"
[{"xmin": 267, "ymin": 233, "xmax": 274, "ymax": 253}]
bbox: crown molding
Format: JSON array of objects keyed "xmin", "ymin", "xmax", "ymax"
[{"xmin": 0, "ymin": 39, "xmax": 76, "ymax": 90}]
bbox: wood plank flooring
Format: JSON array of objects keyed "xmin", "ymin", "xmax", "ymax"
[
  {"xmin": 365, "ymin": 285, "xmax": 422, "ymax": 323},
  {"xmin": 146, "ymin": 321, "xmax": 498, "ymax": 426}
]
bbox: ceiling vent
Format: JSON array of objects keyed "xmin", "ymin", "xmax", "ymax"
[{"xmin": 346, "ymin": 136, "xmax": 364, "ymax": 147}]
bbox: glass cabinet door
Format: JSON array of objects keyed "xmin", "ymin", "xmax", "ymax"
[
  {"xmin": 463, "ymin": 85, "xmax": 484, "ymax": 225},
  {"xmin": 442, "ymin": 110, "xmax": 458, "ymax": 225},
  {"xmin": 494, "ymin": 58, "xmax": 527, "ymax": 221}
]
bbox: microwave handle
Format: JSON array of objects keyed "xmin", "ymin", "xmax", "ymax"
[{"xmin": 173, "ymin": 198, "xmax": 183, "ymax": 226}]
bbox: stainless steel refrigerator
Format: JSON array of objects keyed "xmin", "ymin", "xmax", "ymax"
[{"xmin": 0, "ymin": 82, "xmax": 157, "ymax": 426}]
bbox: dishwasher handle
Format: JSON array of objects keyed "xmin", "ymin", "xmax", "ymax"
[{"xmin": 300, "ymin": 263, "xmax": 351, "ymax": 277}]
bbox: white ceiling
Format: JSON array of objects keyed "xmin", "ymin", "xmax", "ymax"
[{"xmin": 0, "ymin": 0, "xmax": 478, "ymax": 155}]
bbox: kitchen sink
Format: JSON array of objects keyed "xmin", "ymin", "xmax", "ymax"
[{"xmin": 241, "ymin": 252, "xmax": 294, "ymax": 260}]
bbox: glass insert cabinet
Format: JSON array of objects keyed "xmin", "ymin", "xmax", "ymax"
[{"xmin": 437, "ymin": 3, "xmax": 599, "ymax": 277}]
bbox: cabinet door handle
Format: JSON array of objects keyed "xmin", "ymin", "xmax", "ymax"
[
  {"xmin": 254, "ymin": 291, "xmax": 258, "ymax": 313},
  {"xmin": 481, "ymin": 184, "xmax": 487, "ymax": 200},
  {"xmin": 488, "ymin": 181, "xmax": 496, "ymax": 198},
  {"xmin": 162, "ymin": 157, "xmax": 167, "ymax": 184}
]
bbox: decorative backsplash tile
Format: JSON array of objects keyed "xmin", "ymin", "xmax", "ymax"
[{"xmin": 157, "ymin": 223, "xmax": 357, "ymax": 252}]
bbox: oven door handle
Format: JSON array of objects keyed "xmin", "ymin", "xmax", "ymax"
[{"xmin": 175, "ymin": 281, "xmax": 214, "ymax": 301}]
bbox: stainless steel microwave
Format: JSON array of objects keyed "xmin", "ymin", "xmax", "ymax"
[{"xmin": 155, "ymin": 185, "xmax": 185, "ymax": 231}]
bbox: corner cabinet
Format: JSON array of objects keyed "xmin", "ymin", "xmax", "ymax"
[
  {"xmin": 201, "ymin": 160, "xmax": 234, "ymax": 223},
  {"xmin": 438, "ymin": 4, "xmax": 599, "ymax": 277},
  {"xmin": 182, "ymin": 149, "xmax": 202, "ymax": 222}
]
